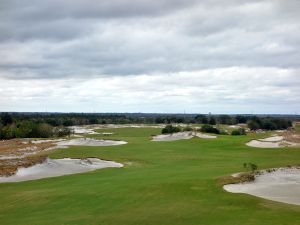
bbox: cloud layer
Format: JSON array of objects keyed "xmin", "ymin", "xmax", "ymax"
[
  {"xmin": 0, "ymin": 0, "xmax": 299, "ymax": 113},
  {"xmin": 1, "ymin": 68, "xmax": 299, "ymax": 113}
]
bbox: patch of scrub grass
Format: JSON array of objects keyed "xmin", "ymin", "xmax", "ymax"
[{"xmin": 0, "ymin": 128, "xmax": 300, "ymax": 225}]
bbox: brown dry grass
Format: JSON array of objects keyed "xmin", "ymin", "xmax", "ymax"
[
  {"xmin": 216, "ymin": 172, "xmax": 255, "ymax": 186},
  {"xmin": 0, "ymin": 154, "xmax": 47, "ymax": 176},
  {"xmin": 0, "ymin": 139, "xmax": 55, "ymax": 176},
  {"xmin": 281, "ymin": 131, "xmax": 300, "ymax": 143}
]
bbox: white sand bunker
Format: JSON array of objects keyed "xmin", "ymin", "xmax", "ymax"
[
  {"xmin": 152, "ymin": 132, "xmax": 193, "ymax": 141},
  {"xmin": 152, "ymin": 132, "xmax": 216, "ymax": 141},
  {"xmin": 246, "ymin": 135, "xmax": 299, "ymax": 148},
  {"xmin": 92, "ymin": 124, "xmax": 165, "ymax": 129},
  {"xmin": 194, "ymin": 133, "xmax": 217, "ymax": 139},
  {"xmin": 70, "ymin": 126, "xmax": 99, "ymax": 134},
  {"xmin": 224, "ymin": 168, "xmax": 300, "ymax": 206},
  {"xmin": 58, "ymin": 138, "xmax": 127, "ymax": 146},
  {"xmin": 0, "ymin": 158, "xmax": 123, "ymax": 183}
]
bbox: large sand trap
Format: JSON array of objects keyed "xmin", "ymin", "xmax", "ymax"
[
  {"xmin": 0, "ymin": 158, "xmax": 123, "ymax": 183},
  {"xmin": 224, "ymin": 168, "xmax": 300, "ymax": 206},
  {"xmin": 246, "ymin": 135, "xmax": 299, "ymax": 148},
  {"xmin": 70, "ymin": 126, "xmax": 99, "ymax": 134},
  {"xmin": 57, "ymin": 138, "xmax": 127, "ymax": 146},
  {"xmin": 152, "ymin": 132, "xmax": 216, "ymax": 141}
]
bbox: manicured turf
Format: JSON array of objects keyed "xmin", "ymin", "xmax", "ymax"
[{"xmin": 0, "ymin": 128, "xmax": 300, "ymax": 225}]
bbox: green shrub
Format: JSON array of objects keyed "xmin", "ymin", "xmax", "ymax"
[
  {"xmin": 183, "ymin": 126, "xmax": 193, "ymax": 131},
  {"xmin": 161, "ymin": 125, "xmax": 181, "ymax": 134},
  {"xmin": 199, "ymin": 124, "xmax": 220, "ymax": 134},
  {"xmin": 243, "ymin": 162, "xmax": 258, "ymax": 173},
  {"xmin": 247, "ymin": 120, "xmax": 260, "ymax": 130},
  {"xmin": 231, "ymin": 128, "xmax": 246, "ymax": 135}
]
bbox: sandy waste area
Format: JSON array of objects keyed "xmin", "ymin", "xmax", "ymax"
[
  {"xmin": 224, "ymin": 168, "xmax": 300, "ymax": 206},
  {"xmin": 0, "ymin": 137, "xmax": 127, "ymax": 176},
  {"xmin": 0, "ymin": 158, "xmax": 123, "ymax": 183}
]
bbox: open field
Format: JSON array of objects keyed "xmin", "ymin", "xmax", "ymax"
[{"xmin": 0, "ymin": 127, "xmax": 300, "ymax": 225}]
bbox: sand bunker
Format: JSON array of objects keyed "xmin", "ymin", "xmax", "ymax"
[
  {"xmin": 246, "ymin": 135, "xmax": 299, "ymax": 148},
  {"xmin": 259, "ymin": 136, "xmax": 284, "ymax": 142},
  {"xmin": 152, "ymin": 132, "xmax": 193, "ymax": 141},
  {"xmin": 224, "ymin": 168, "xmax": 300, "ymax": 206},
  {"xmin": 88, "ymin": 124, "xmax": 165, "ymax": 129},
  {"xmin": 152, "ymin": 132, "xmax": 216, "ymax": 141},
  {"xmin": 0, "ymin": 158, "xmax": 123, "ymax": 183},
  {"xmin": 70, "ymin": 126, "xmax": 99, "ymax": 134},
  {"xmin": 194, "ymin": 133, "xmax": 217, "ymax": 139},
  {"xmin": 0, "ymin": 138, "xmax": 126, "ymax": 177},
  {"xmin": 57, "ymin": 138, "xmax": 127, "ymax": 146}
]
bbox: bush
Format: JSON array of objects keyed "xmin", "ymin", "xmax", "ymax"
[
  {"xmin": 54, "ymin": 126, "xmax": 72, "ymax": 137},
  {"xmin": 243, "ymin": 162, "xmax": 258, "ymax": 173},
  {"xmin": 208, "ymin": 117, "xmax": 216, "ymax": 125},
  {"xmin": 35, "ymin": 123, "xmax": 54, "ymax": 138},
  {"xmin": 247, "ymin": 120, "xmax": 260, "ymax": 130},
  {"xmin": 0, "ymin": 113, "xmax": 13, "ymax": 126},
  {"xmin": 199, "ymin": 124, "xmax": 220, "ymax": 134},
  {"xmin": 183, "ymin": 126, "xmax": 193, "ymax": 131},
  {"xmin": 195, "ymin": 115, "xmax": 208, "ymax": 124},
  {"xmin": 231, "ymin": 128, "xmax": 246, "ymax": 135},
  {"xmin": 161, "ymin": 125, "xmax": 181, "ymax": 134}
]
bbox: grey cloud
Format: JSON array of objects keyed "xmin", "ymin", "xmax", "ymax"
[{"xmin": 0, "ymin": 0, "xmax": 299, "ymax": 80}]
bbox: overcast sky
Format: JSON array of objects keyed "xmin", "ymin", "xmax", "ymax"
[{"xmin": 0, "ymin": 0, "xmax": 299, "ymax": 114}]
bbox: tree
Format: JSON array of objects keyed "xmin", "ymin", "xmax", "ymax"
[
  {"xmin": 231, "ymin": 128, "xmax": 246, "ymax": 135},
  {"xmin": 247, "ymin": 120, "xmax": 260, "ymax": 130},
  {"xmin": 235, "ymin": 115, "xmax": 247, "ymax": 123},
  {"xmin": 200, "ymin": 124, "xmax": 220, "ymax": 134},
  {"xmin": 208, "ymin": 116, "xmax": 216, "ymax": 125},
  {"xmin": 1, "ymin": 113, "xmax": 13, "ymax": 126},
  {"xmin": 36, "ymin": 123, "xmax": 53, "ymax": 138},
  {"xmin": 161, "ymin": 125, "xmax": 181, "ymax": 134},
  {"xmin": 218, "ymin": 115, "xmax": 233, "ymax": 124},
  {"xmin": 262, "ymin": 120, "xmax": 277, "ymax": 130},
  {"xmin": 195, "ymin": 115, "xmax": 208, "ymax": 124},
  {"xmin": 183, "ymin": 126, "xmax": 193, "ymax": 131},
  {"xmin": 89, "ymin": 118, "xmax": 99, "ymax": 124},
  {"xmin": 63, "ymin": 119, "xmax": 74, "ymax": 126}
]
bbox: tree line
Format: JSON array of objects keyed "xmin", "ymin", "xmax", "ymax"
[{"xmin": 0, "ymin": 112, "xmax": 295, "ymax": 139}]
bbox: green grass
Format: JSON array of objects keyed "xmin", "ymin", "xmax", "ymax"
[
  {"xmin": 295, "ymin": 124, "xmax": 300, "ymax": 132},
  {"xmin": 0, "ymin": 128, "xmax": 300, "ymax": 225}
]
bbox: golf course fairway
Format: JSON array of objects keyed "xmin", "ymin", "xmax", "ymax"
[{"xmin": 0, "ymin": 128, "xmax": 300, "ymax": 225}]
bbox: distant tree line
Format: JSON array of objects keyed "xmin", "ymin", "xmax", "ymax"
[
  {"xmin": 161, "ymin": 124, "xmax": 246, "ymax": 136},
  {"xmin": 0, "ymin": 112, "xmax": 294, "ymax": 139},
  {"xmin": 247, "ymin": 117, "xmax": 292, "ymax": 131},
  {"xmin": 0, "ymin": 113, "xmax": 71, "ymax": 139}
]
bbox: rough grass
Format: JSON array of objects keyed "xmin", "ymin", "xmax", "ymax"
[
  {"xmin": 0, "ymin": 128, "xmax": 300, "ymax": 225},
  {"xmin": 0, "ymin": 154, "xmax": 47, "ymax": 176}
]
